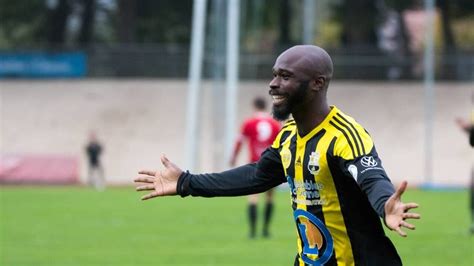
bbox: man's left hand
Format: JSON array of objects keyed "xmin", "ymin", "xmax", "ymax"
[{"xmin": 384, "ymin": 181, "xmax": 421, "ymax": 237}]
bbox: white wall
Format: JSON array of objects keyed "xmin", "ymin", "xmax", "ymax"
[{"xmin": 0, "ymin": 79, "xmax": 471, "ymax": 186}]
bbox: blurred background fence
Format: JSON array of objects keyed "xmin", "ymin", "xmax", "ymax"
[{"xmin": 2, "ymin": 45, "xmax": 473, "ymax": 80}]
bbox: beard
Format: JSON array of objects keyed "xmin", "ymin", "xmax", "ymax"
[{"xmin": 272, "ymin": 80, "xmax": 309, "ymax": 121}]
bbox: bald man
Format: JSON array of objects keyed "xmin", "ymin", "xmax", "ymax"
[{"xmin": 135, "ymin": 45, "xmax": 420, "ymax": 265}]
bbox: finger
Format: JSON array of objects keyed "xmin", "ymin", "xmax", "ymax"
[
  {"xmin": 141, "ymin": 191, "xmax": 161, "ymax": 200},
  {"xmin": 400, "ymin": 221, "xmax": 416, "ymax": 230},
  {"xmin": 404, "ymin": 203, "xmax": 419, "ymax": 210},
  {"xmin": 393, "ymin": 180, "xmax": 408, "ymax": 199},
  {"xmin": 136, "ymin": 184, "xmax": 156, "ymax": 191},
  {"xmin": 394, "ymin": 227, "xmax": 407, "ymax": 237},
  {"xmin": 161, "ymin": 154, "xmax": 171, "ymax": 168},
  {"xmin": 134, "ymin": 177, "xmax": 155, "ymax": 183},
  {"xmin": 138, "ymin": 170, "xmax": 156, "ymax": 176},
  {"xmin": 403, "ymin": 212, "xmax": 421, "ymax": 220}
]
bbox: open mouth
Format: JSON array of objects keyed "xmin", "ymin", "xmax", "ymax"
[{"xmin": 272, "ymin": 95, "xmax": 286, "ymax": 105}]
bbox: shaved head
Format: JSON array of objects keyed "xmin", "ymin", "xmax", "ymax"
[{"xmin": 276, "ymin": 45, "xmax": 333, "ymax": 87}]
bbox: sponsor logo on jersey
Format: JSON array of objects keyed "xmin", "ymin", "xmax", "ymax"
[
  {"xmin": 294, "ymin": 209, "xmax": 334, "ymax": 265},
  {"xmin": 358, "ymin": 155, "xmax": 385, "ymax": 174},
  {"xmin": 361, "ymin": 156, "xmax": 377, "ymax": 167},
  {"xmin": 287, "ymin": 176, "xmax": 326, "ymax": 206},
  {"xmin": 348, "ymin": 164, "xmax": 358, "ymax": 180}
]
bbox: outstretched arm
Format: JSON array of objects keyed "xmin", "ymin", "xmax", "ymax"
[
  {"xmin": 384, "ymin": 181, "xmax": 421, "ymax": 237},
  {"xmin": 348, "ymin": 147, "xmax": 420, "ymax": 237},
  {"xmin": 177, "ymin": 164, "xmax": 283, "ymax": 197},
  {"xmin": 135, "ymin": 147, "xmax": 286, "ymax": 200}
]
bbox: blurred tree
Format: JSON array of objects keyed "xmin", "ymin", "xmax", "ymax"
[
  {"xmin": 1, "ymin": 0, "xmax": 471, "ymax": 52},
  {"xmin": 435, "ymin": 0, "xmax": 474, "ymax": 51},
  {"xmin": 333, "ymin": 0, "xmax": 379, "ymax": 49},
  {"xmin": 117, "ymin": 0, "xmax": 136, "ymax": 42},
  {"xmin": 278, "ymin": 0, "xmax": 292, "ymax": 49},
  {"xmin": 135, "ymin": 0, "xmax": 192, "ymax": 43},
  {"xmin": 437, "ymin": 0, "xmax": 456, "ymax": 51},
  {"xmin": 77, "ymin": 0, "xmax": 96, "ymax": 45},
  {"xmin": 0, "ymin": 0, "xmax": 48, "ymax": 48},
  {"xmin": 448, "ymin": 0, "xmax": 474, "ymax": 48},
  {"xmin": 47, "ymin": 0, "xmax": 72, "ymax": 45},
  {"xmin": 241, "ymin": 0, "xmax": 281, "ymax": 52}
]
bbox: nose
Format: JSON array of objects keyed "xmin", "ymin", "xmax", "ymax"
[{"xmin": 269, "ymin": 77, "xmax": 279, "ymax": 90}]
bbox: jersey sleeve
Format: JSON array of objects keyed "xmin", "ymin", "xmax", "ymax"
[
  {"xmin": 271, "ymin": 120, "xmax": 295, "ymax": 149},
  {"xmin": 177, "ymin": 146, "xmax": 286, "ymax": 197},
  {"xmin": 332, "ymin": 127, "xmax": 395, "ymax": 218}
]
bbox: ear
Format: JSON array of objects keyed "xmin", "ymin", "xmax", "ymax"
[{"xmin": 312, "ymin": 76, "xmax": 326, "ymax": 91}]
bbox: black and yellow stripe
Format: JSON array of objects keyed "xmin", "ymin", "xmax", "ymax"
[
  {"xmin": 329, "ymin": 111, "xmax": 373, "ymax": 159},
  {"xmin": 335, "ymin": 113, "xmax": 366, "ymax": 155}
]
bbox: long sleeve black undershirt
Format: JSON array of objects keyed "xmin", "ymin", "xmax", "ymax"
[
  {"xmin": 359, "ymin": 176, "xmax": 394, "ymax": 218},
  {"xmin": 177, "ymin": 163, "xmax": 284, "ymax": 197},
  {"xmin": 177, "ymin": 147, "xmax": 286, "ymax": 197},
  {"xmin": 343, "ymin": 146, "xmax": 395, "ymax": 218}
]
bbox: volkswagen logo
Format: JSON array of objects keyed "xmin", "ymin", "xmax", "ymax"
[{"xmin": 361, "ymin": 156, "xmax": 377, "ymax": 167}]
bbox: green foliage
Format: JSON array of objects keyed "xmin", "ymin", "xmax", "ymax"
[
  {"xmin": 384, "ymin": 0, "xmax": 414, "ymax": 12},
  {"xmin": 452, "ymin": 15, "xmax": 474, "ymax": 48},
  {"xmin": 316, "ymin": 21, "xmax": 343, "ymax": 48},
  {"xmin": 135, "ymin": 0, "xmax": 193, "ymax": 43},
  {"xmin": 0, "ymin": 0, "xmax": 48, "ymax": 48},
  {"xmin": 1, "ymin": 187, "xmax": 473, "ymax": 265}
]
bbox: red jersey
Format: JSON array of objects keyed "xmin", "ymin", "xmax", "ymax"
[{"xmin": 232, "ymin": 112, "xmax": 281, "ymax": 163}]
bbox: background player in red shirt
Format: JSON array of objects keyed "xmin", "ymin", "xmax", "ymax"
[{"xmin": 229, "ymin": 97, "xmax": 281, "ymax": 238}]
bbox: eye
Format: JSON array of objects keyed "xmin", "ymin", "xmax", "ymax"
[{"xmin": 281, "ymin": 74, "xmax": 290, "ymax": 80}]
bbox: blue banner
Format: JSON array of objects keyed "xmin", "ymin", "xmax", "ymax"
[{"xmin": 0, "ymin": 52, "xmax": 87, "ymax": 78}]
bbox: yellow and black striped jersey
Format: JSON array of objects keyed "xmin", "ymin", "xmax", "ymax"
[
  {"xmin": 178, "ymin": 106, "xmax": 401, "ymax": 266},
  {"xmin": 271, "ymin": 106, "xmax": 400, "ymax": 265}
]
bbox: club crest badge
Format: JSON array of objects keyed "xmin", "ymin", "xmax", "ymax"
[
  {"xmin": 280, "ymin": 147, "xmax": 292, "ymax": 170},
  {"xmin": 308, "ymin": 151, "xmax": 320, "ymax": 175}
]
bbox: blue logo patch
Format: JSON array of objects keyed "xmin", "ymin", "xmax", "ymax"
[{"xmin": 294, "ymin": 209, "xmax": 334, "ymax": 265}]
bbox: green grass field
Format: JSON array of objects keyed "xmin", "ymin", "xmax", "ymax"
[{"xmin": 1, "ymin": 187, "xmax": 473, "ymax": 265}]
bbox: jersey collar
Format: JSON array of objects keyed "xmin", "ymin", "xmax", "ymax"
[{"xmin": 296, "ymin": 105, "xmax": 339, "ymax": 142}]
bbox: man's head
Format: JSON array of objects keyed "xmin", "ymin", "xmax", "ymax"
[
  {"xmin": 268, "ymin": 45, "xmax": 333, "ymax": 121},
  {"xmin": 89, "ymin": 130, "xmax": 97, "ymax": 141},
  {"xmin": 253, "ymin": 96, "xmax": 267, "ymax": 111}
]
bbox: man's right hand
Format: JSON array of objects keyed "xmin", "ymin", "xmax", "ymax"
[{"xmin": 134, "ymin": 155, "xmax": 183, "ymax": 200}]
